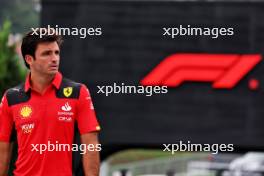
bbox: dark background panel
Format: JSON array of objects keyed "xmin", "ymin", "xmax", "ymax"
[{"xmin": 42, "ymin": 1, "xmax": 264, "ymax": 156}]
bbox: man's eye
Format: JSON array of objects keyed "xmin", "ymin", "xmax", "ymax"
[{"xmin": 42, "ymin": 51, "xmax": 51, "ymax": 56}]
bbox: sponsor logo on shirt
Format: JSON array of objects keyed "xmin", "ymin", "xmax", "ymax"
[
  {"xmin": 58, "ymin": 116, "xmax": 72, "ymax": 122},
  {"xmin": 21, "ymin": 123, "xmax": 34, "ymax": 134},
  {"xmin": 85, "ymin": 92, "xmax": 94, "ymax": 110},
  {"xmin": 12, "ymin": 88, "xmax": 20, "ymax": 92},
  {"xmin": 20, "ymin": 105, "xmax": 33, "ymax": 119},
  {"xmin": 63, "ymin": 87, "xmax": 73, "ymax": 97},
  {"xmin": 61, "ymin": 102, "xmax": 72, "ymax": 111},
  {"xmin": 58, "ymin": 102, "xmax": 73, "ymax": 122}
]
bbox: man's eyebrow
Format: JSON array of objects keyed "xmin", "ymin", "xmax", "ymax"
[{"xmin": 41, "ymin": 49, "xmax": 60, "ymax": 54}]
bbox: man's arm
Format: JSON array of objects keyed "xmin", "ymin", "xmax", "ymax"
[
  {"xmin": 0, "ymin": 142, "xmax": 12, "ymax": 176},
  {"xmin": 80, "ymin": 132, "xmax": 100, "ymax": 176},
  {"xmin": 0, "ymin": 94, "xmax": 14, "ymax": 176}
]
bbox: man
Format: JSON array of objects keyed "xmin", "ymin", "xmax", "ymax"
[{"xmin": 0, "ymin": 29, "xmax": 101, "ymax": 176}]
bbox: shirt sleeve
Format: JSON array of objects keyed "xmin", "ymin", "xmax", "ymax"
[
  {"xmin": 76, "ymin": 84, "xmax": 100, "ymax": 134},
  {"xmin": 0, "ymin": 93, "xmax": 14, "ymax": 142}
]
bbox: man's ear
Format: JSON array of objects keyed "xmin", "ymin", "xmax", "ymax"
[{"xmin": 25, "ymin": 55, "xmax": 34, "ymax": 66}]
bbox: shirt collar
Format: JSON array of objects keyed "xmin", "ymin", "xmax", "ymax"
[{"xmin": 24, "ymin": 72, "xmax": 62, "ymax": 92}]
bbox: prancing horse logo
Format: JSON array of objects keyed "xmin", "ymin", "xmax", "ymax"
[{"xmin": 63, "ymin": 87, "xmax": 73, "ymax": 97}]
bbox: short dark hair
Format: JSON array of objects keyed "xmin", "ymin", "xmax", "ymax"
[{"xmin": 21, "ymin": 28, "xmax": 63, "ymax": 69}]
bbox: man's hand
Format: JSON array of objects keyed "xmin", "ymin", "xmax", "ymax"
[
  {"xmin": 0, "ymin": 142, "xmax": 12, "ymax": 176},
  {"xmin": 80, "ymin": 132, "xmax": 100, "ymax": 176}
]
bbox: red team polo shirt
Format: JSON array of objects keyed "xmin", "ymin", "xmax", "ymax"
[{"xmin": 0, "ymin": 72, "xmax": 100, "ymax": 176}]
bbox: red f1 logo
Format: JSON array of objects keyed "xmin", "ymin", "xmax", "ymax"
[{"xmin": 141, "ymin": 54, "xmax": 262, "ymax": 89}]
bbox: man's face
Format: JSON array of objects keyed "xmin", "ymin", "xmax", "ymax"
[{"xmin": 27, "ymin": 41, "xmax": 60, "ymax": 76}]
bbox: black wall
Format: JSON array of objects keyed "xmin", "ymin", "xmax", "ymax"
[{"xmin": 42, "ymin": 1, "xmax": 264, "ymax": 157}]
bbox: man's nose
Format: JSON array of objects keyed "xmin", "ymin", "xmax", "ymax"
[{"xmin": 51, "ymin": 53, "xmax": 59, "ymax": 61}]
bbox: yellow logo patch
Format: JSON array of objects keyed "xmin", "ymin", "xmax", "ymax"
[
  {"xmin": 63, "ymin": 87, "xmax": 73, "ymax": 97},
  {"xmin": 20, "ymin": 106, "xmax": 32, "ymax": 119}
]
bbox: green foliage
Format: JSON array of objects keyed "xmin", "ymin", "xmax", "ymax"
[
  {"xmin": 0, "ymin": 0, "xmax": 39, "ymax": 33},
  {"xmin": 108, "ymin": 149, "xmax": 177, "ymax": 165},
  {"xmin": 0, "ymin": 20, "xmax": 26, "ymax": 97}
]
